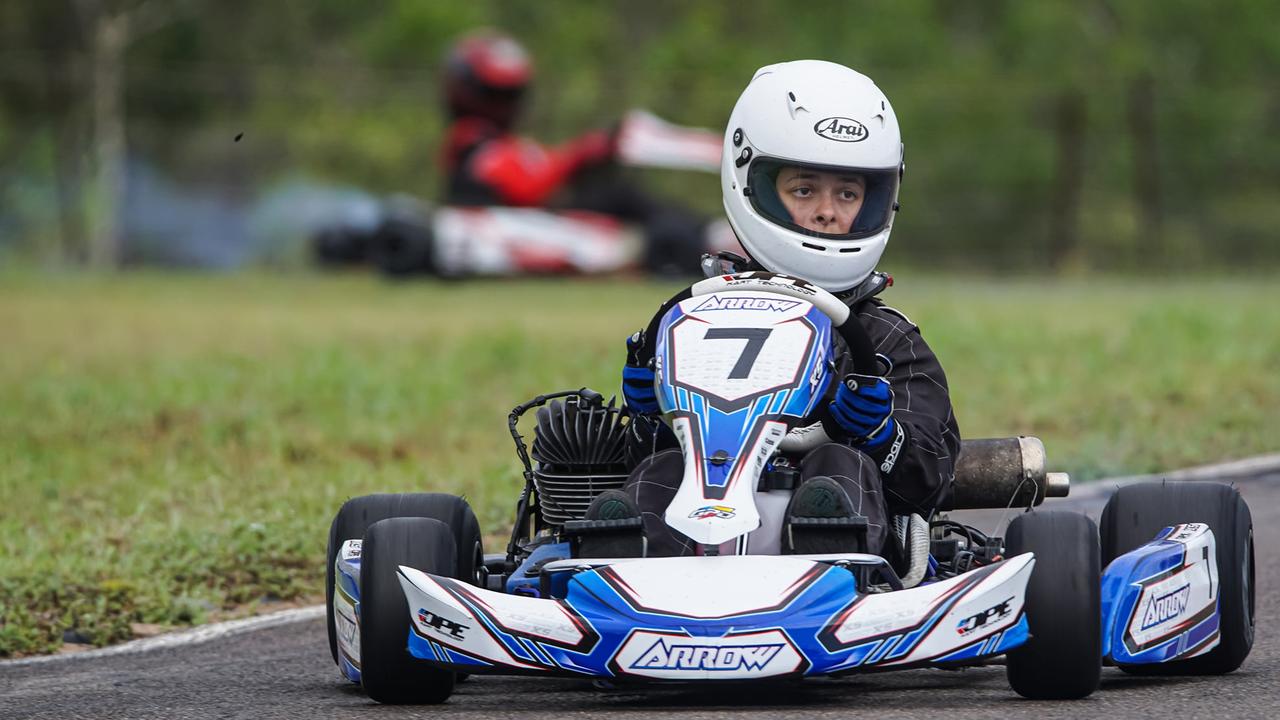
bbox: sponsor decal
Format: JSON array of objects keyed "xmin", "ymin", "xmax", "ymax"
[
  {"xmin": 630, "ymin": 638, "xmax": 783, "ymax": 672},
  {"xmin": 342, "ymin": 540, "xmax": 362, "ymax": 559},
  {"xmin": 809, "ymin": 346, "xmax": 826, "ymax": 390},
  {"xmin": 689, "ymin": 505, "xmax": 736, "ymax": 520},
  {"xmin": 693, "ymin": 296, "xmax": 802, "ymax": 313},
  {"xmin": 1165, "ymin": 523, "xmax": 1206, "ymax": 543},
  {"xmin": 956, "ymin": 597, "xmax": 1014, "ymax": 636},
  {"xmin": 723, "ymin": 278, "xmax": 817, "ymax": 296},
  {"xmin": 417, "ymin": 608, "xmax": 469, "ymax": 639},
  {"xmin": 337, "ymin": 612, "xmax": 357, "ymax": 644},
  {"xmin": 879, "ymin": 422, "xmax": 905, "ymax": 474},
  {"xmin": 813, "ymin": 116, "xmax": 869, "ymax": 143},
  {"xmin": 1141, "ymin": 584, "xmax": 1191, "ymax": 630}
]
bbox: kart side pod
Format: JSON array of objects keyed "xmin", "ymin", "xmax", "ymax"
[{"xmin": 943, "ymin": 436, "xmax": 1070, "ymax": 510}]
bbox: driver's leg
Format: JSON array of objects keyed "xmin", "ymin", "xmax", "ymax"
[
  {"xmin": 789, "ymin": 443, "xmax": 890, "ymax": 555},
  {"xmin": 623, "ymin": 448, "xmax": 696, "ymax": 557}
]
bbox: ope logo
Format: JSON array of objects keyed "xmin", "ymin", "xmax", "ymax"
[
  {"xmin": 956, "ymin": 597, "xmax": 1014, "ymax": 636},
  {"xmin": 814, "ymin": 116, "xmax": 869, "ymax": 143}
]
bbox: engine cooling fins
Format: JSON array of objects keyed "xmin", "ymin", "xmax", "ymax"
[{"xmin": 530, "ymin": 396, "xmax": 631, "ymax": 525}]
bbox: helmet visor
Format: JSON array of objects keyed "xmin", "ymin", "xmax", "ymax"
[{"xmin": 746, "ymin": 158, "xmax": 898, "ymax": 240}]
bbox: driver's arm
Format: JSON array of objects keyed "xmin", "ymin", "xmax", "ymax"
[{"xmin": 854, "ymin": 304, "xmax": 961, "ymax": 516}]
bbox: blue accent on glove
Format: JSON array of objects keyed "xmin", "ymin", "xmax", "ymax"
[
  {"xmin": 622, "ymin": 332, "xmax": 660, "ymax": 414},
  {"xmin": 829, "ymin": 373, "xmax": 896, "ymax": 449}
]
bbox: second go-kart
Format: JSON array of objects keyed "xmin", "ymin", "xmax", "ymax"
[{"xmin": 325, "ymin": 273, "xmax": 1254, "ymax": 704}]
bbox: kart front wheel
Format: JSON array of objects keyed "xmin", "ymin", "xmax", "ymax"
[
  {"xmin": 1004, "ymin": 510, "xmax": 1101, "ymax": 700},
  {"xmin": 326, "ymin": 493, "xmax": 484, "ymax": 666},
  {"xmin": 1100, "ymin": 481, "xmax": 1254, "ymax": 675},
  {"xmin": 360, "ymin": 517, "xmax": 458, "ymax": 704}
]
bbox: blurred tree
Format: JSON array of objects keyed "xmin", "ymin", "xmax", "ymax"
[{"xmin": 74, "ymin": 0, "xmax": 188, "ymax": 268}]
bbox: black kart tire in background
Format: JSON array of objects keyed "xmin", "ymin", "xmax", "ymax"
[
  {"xmin": 359, "ymin": 517, "xmax": 457, "ymax": 704},
  {"xmin": 370, "ymin": 216, "xmax": 435, "ymax": 277},
  {"xmin": 1100, "ymin": 480, "xmax": 1254, "ymax": 675},
  {"xmin": 325, "ymin": 493, "xmax": 484, "ymax": 666},
  {"xmin": 1005, "ymin": 510, "xmax": 1102, "ymax": 700}
]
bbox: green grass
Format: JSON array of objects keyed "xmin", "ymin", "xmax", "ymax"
[{"xmin": 1, "ymin": 271, "xmax": 1277, "ymax": 655}]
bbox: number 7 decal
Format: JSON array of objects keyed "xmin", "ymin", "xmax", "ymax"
[{"xmin": 703, "ymin": 328, "xmax": 773, "ymax": 379}]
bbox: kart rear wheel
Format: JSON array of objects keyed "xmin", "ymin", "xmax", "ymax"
[
  {"xmin": 360, "ymin": 517, "xmax": 457, "ymax": 704},
  {"xmin": 1100, "ymin": 481, "xmax": 1254, "ymax": 675},
  {"xmin": 370, "ymin": 216, "xmax": 434, "ymax": 277},
  {"xmin": 326, "ymin": 493, "xmax": 484, "ymax": 666},
  {"xmin": 1005, "ymin": 510, "xmax": 1101, "ymax": 700}
]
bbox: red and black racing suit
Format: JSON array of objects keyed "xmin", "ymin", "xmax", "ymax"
[{"xmin": 442, "ymin": 117, "xmax": 706, "ymax": 274}]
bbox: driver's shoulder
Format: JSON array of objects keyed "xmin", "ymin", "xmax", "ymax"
[{"xmin": 854, "ymin": 298, "xmax": 919, "ymax": 340}]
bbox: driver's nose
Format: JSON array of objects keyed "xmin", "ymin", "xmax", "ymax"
[{"xmin": 812, "ymin": 191, "xmax": 837, "ymax": 229}]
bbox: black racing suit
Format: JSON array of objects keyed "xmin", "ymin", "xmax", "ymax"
[{"xmin": 623, "ymin": 272, "xmax": 961, "ymax": 557}]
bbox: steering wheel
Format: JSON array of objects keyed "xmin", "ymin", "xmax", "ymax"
[
  {"xmin": 637, "ymin": 273, "xmax": 878, "ymax": 452},
  {"xmin": 637, "ymin": 272, "xmax": 878, "ymax": 374}
]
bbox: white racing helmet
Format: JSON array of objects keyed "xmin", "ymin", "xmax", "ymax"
[{"xmin": 721, "ymin": 60, "xmax": 903, "ymax": 292}]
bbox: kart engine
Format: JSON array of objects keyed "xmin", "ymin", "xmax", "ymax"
[{"xmin": 530, "ymin": 396, "xmax": 631, "ymax": 525}]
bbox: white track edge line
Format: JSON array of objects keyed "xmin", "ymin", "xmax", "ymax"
[
  {"xmin": 1068, "ymin": 452, "xmax": 1280, "ymax": 500},
  {"xmin": 0, "ymin": 605, "xmax": 324, "ymax": 667}
]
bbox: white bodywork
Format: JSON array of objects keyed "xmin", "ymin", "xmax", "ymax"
[
  {"xmin": 396, "ymin": 553, "xmax": 1036, "ymax": 679},
  {"xmin": 659, "ymin": 290, "xmax": 822, "ymax": 547},
  {"xmin": 616, "ymin": 110, "xmax": 722, "ymax": 173},
  {"xmin": 1119, "ymin": 523, "xmax": 1221, "ymax": 658},
  {"xmin": 432, "ymin": 207, "xmax": 644, "ymax": 277},
  {"xmin": 333, "ymin": 540, "xmax": 362, "ymax": 671}
]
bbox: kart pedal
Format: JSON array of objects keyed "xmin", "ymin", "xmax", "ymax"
[
  {"xmin": 564, "ymin": 517, "xmax": 646, "ymax": 559},
  {"xmin": 787, "ymin": 515, "xmax": 869, "ymax": 555},
  {"xmin": 789, "ymin": 516, "xmax": 869, "ymax": 529},
  {"xmin": 563, "ymin": 517, "xmax": 644, "ymax": 534}
]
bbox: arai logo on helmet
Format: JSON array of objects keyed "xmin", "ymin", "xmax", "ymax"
[{"xmin": 814, "ymin": 116, "xmax": 869, "ymax": 143}]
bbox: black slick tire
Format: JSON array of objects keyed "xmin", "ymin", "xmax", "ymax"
[
  {"xmin": 1099, "ymin": 480, "xmax": 1254, "ymax": 675},
  {"xmin": 1005, "ymin": 510, "xmax": 1101, "ymax": 700},
  {"xmin": 326, "ymin": 493, "xmax": 483, "ymax": 666},
  {"xmin": 359, "ymin": 517, "xmax": 456, "ymax": 704}
]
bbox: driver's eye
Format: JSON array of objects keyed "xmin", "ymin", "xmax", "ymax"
[
  {"xmin": 840, "ymin": 189, "xmax": 860, "ymax": 201},
  {"xmin": 791, "ymin": 186, "xmax": 812, "ymax": 198}
]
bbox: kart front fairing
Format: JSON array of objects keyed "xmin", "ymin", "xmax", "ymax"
[
  {"xmin": 651, "ymin": 290, "xmax": 834, "ymax": 547},
  {"xmin": 397, "ymin": 552, "xmax": 1033, "ymax": 680}
]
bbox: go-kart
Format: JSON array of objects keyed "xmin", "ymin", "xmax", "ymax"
[
  {"xmin": 313, "ymin": 110, "xmax": 734, "ymax": 278},
  {"xmin": 325, "ymin": 273, "xmax": 1254, "ymax": 704}
]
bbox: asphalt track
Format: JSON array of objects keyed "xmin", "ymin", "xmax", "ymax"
[{"xmin": 4, "ymin": 472, "xmax": 1278, "ymax": 720}]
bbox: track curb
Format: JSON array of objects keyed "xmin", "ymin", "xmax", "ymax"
[{"xmin": 0, "ymin": 605, "xmax": 324, "ymax": 668}]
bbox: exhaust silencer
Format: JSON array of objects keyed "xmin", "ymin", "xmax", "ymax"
[{"xmin": 943, "ymin": 436, "xmax": 1070, "ymax": 510}]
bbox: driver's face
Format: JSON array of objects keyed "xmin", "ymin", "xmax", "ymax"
[{"xmin": 775, "ymin": 167, "xmax": 866, "ymax": 234}]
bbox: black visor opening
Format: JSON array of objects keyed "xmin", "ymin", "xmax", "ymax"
[{"xmin": 746, "ymin": 158, "xmax": 898, "ymax": 240}]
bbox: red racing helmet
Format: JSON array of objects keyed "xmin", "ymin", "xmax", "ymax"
[{"xmin": 444, "ymin": 29, "xmax": 533, "ymax": 130}]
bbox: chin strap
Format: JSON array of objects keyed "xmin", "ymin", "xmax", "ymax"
[{"xmin": 838, "ymin": 270, "xmax": 893, "ymax": 306}]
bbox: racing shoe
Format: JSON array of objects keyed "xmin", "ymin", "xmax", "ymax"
[
  {"xmin": 784, "ymin": 477, "xmax": 869, "ymax": 555},
  {"xmin": 569, "ymin": 490, "xmax": 647, "ymax": 559}
]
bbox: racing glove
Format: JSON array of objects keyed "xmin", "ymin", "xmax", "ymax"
[
  {"xmin": 621, "ymin": 331, "xmax": 660, "ymax": 414},
  {"xmin": 829, "ymin": 373, "xmax": 896, "ymax": 450}
]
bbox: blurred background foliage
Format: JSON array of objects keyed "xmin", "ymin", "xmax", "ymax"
[{"xmin": 1, "ymin": 0, "xmax": 1279, "ymax": 271}]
